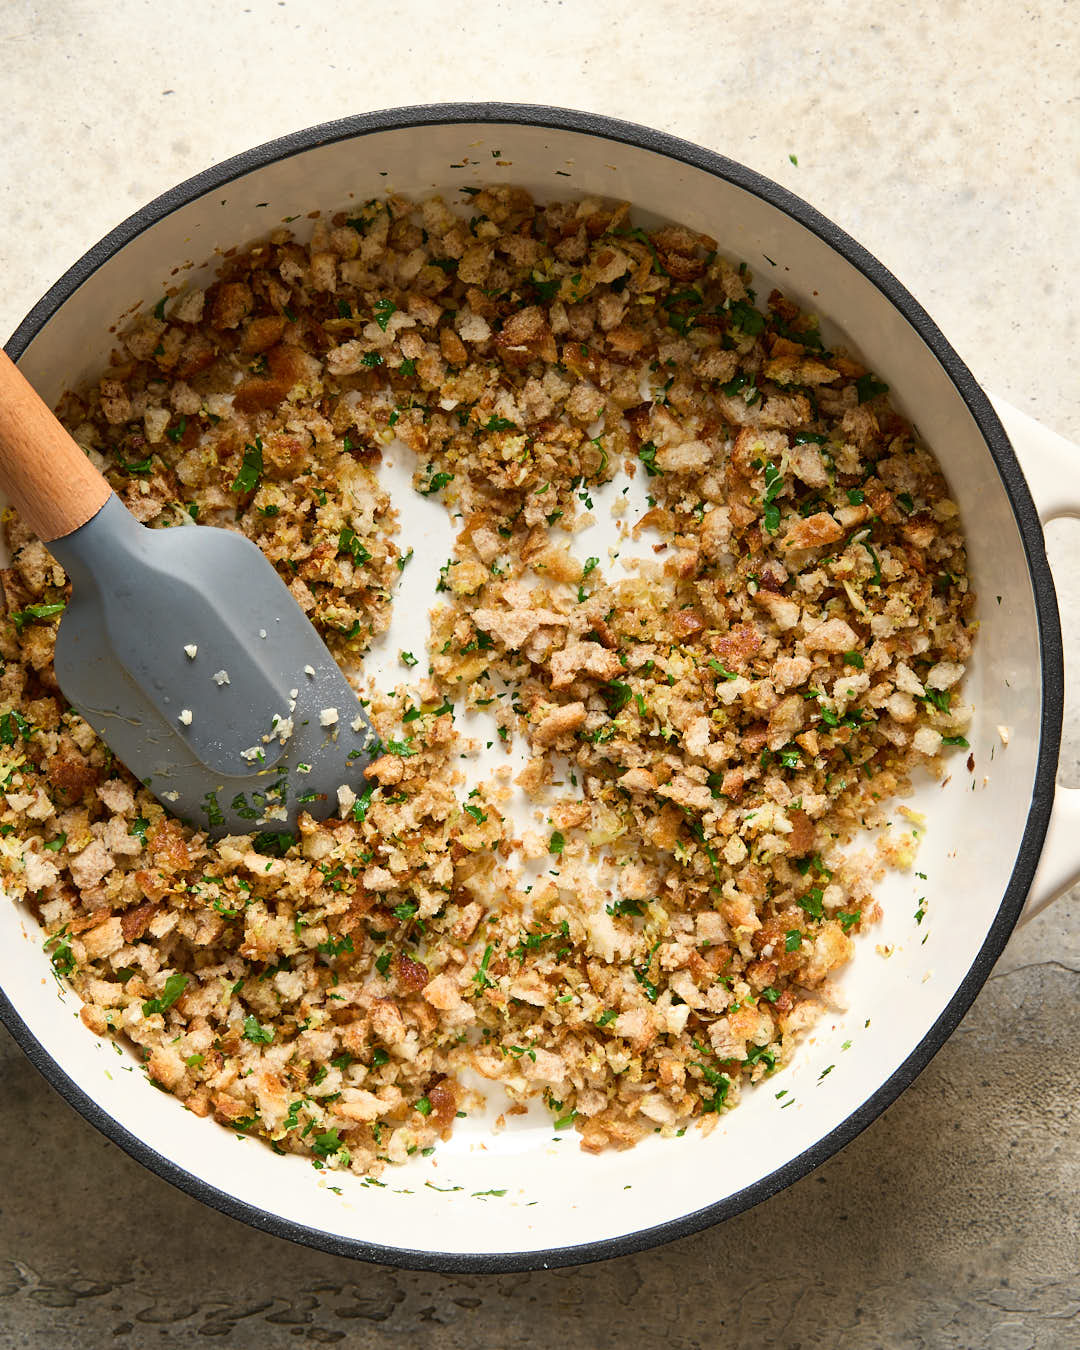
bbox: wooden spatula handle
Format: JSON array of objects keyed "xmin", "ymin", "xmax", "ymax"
[{"xmin": 0, "ymin": 350, "xmax": 112, "ymax": 542}]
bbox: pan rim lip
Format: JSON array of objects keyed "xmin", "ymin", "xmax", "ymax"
[{"xmin": 0, "ymin": 100, "xmax": 1063, "ymax": 1275}]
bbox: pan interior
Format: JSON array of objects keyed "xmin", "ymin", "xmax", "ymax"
[{"xmin": 0, "ymin": 114, "xmax": 1046, "ymax": 1263}]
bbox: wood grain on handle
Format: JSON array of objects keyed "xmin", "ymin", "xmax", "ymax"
[{"xmin": 0, "ymin": 350, "xmax": 112, "ymax": 543}]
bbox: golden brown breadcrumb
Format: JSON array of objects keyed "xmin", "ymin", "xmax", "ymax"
[{"xmin": 0, "ymin": 186, "xmax": 973, "ymax": 1175}]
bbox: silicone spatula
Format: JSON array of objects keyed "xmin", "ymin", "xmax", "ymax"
[{"xmin": 0, "ymin": 350, "xmax": 378, "ymax": 835}]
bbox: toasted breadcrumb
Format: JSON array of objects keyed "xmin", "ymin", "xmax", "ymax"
[{"xmin": 2, "ymin": 187, "xmax": 973, "ymax": 1177}]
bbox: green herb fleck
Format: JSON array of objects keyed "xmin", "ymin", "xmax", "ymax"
[
  {"xmin": 142, "ymin": 972, "xmax": 188, "ymax": 1017},
  {"xmin": 729, "ymin": 299, "xmax": 765, "ymax": 336},
  {"xmin": 709, "ymin": 658, "xmax": 738, "ymax": 681},
  {"xmin": 0, "ymin": 709, "xmax": 33, "ymax": 743},
  {"xmin": 420, "ymin": 470, "xmax": 454, "ymax": 495},
  {"xmin": 472, "ymin": 944, "xmax": 496, "ymax": 992},
  {"xmin": 338, "ymin": 525, "xmax": 372, "ymax": 566},
  {"xmin": 11, "ymin": 602, "xmax": 65, "ymax": 634},
  {"xmin": 637, "ymin": 441, "xmax": 662, "ymax": 477},
  {"xmin": 317, "ymin": 933, "xmax": 355, "ymax": 959},
  {"xmin": 311, "ymin": 1128, "xmax": 343, "ymax": 1159},
  {"xmin": 373, "ymin": 297, "xmax": 397, "ymax": 330},
  {"xmin": 242, "ymin": 1015, "xmax": 274, "ymax": 1045},
  {"xmin": 43, "ymin": 927, "xmax": 76, "ymax": 978},
  {"xmin": 231, "ymin": 437, "xmax": 263, "ymax": 494},
  {"xmin": 855, "ymin": 373, "xmax": 889, "ymax": 403}
]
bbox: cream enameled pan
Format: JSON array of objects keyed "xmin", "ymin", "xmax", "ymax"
[{"xmin": 2, "ymin": 105, "xmax": 1077, "ymax": 1271}]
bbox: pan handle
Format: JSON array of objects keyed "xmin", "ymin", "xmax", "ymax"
[{"xmin": 990, "ymin": 395, "xmax": 1080, "ymax": 922}]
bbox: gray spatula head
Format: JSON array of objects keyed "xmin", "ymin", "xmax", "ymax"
[{"xmin": 48, "ymin": 495, "xmax": 378, "ymax": 835}]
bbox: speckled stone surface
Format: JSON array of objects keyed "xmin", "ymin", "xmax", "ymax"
[{"xmin": 0, "ymin": 2, "xmax": 1077, "ymax": 1346}]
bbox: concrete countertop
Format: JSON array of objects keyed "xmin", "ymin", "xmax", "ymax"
[{"xmin": 1, "ymin": 2, "xmax": 1077, "ymax": 1345}]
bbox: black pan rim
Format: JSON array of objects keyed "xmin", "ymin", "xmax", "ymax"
[{"xmin": 1, "ymin": 100, "xmax": 1063, "ymax": 1275}]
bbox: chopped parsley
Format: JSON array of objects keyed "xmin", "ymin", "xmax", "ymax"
[
  {"xmin": 708, "ymin": 658, "xmax": 738, "ymax": 681},
  {"xmin": 633, "ymin": 945, "xmax": 662, "ymax": 1002},
  {"xmin": 855, "ymin": 373, "xmax": 889, "ymax": 403},
  {"xmin": 744, "ymin": 1043, "xmax": 777, "ymax": 1074},
  {"xmin": 637, "ymin": 441, "xmax": 662, "ymax": 476},
  {"xmin": 231, "ymin": 437, "xmax": 263, "ymax": 494},
  {"xmin": 606, "ymin": 898, "xmax": 645, "ymax": 918},
  {"xmin": 604, "ymin": 681, "xmax": 633, "ymax": 714},
  {"xmin": 351, "ymin": 782, "xmax": 376, "ymax": 823},
  {"xmin": 420, "ymin": 469, "xmax": 454, "ymax": 495},
  {"xmin": 44, "ymin": 927, "xmax": 76, "ymax": 978},
  {"xmin": 317, "ymin": 933, "xmax": 355, "ymax": 959},
  {"xmin": 0, "ymin": 709, "xmax": 33, "ymax": 744},
  {"xmin": 311, "ymin": 1128, "xmax": 344, "ymax": 1159},
  {"xmin": 509, "ymin": 921, "xmax": 570, "ymax": 962},
  {"xmin": 373, "ymin": 297, "xmax": 397, "ymax": 330},
  {"xmin": 11, "ymin": 602, "xmax": 65, "ymax": 634},
  {"xmin": 242, "ymin": 1015, "xmax": 274, "ymax": 1045},
  {"xmin": 760, "ymin": 461, "xmax": 784, "ymax": 533},
  {"xmin": 922, "ymin": 687, "xmax": 952, "ymax": 714},
  {"xmin": 728, "ymin": 299, "xmax": 765, "ymax": 336},
  {"xmin": 720, "ymin": 371, "xmax": 760, "ymax": 405},
  {"xmin": 472, "ymin": 944, "xmax": 496, "ymax": 992},
  {"xmin": 338, "ymin": 525, "xmax": 372, "ymax": 566},
  {"xmin": 142, "ymin": 973, "xmax": 188, "ymax": 1017}
]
